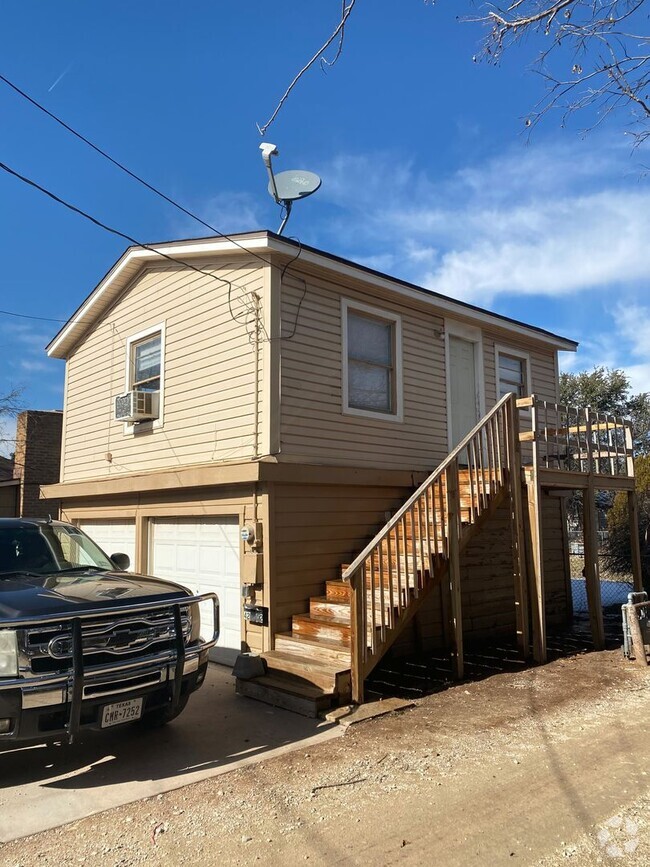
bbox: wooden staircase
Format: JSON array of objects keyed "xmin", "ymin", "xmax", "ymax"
[{"xmin": 237, "ymin": 393, "xmax": 527, "ymax": 715}]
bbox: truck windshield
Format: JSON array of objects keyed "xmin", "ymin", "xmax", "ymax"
[{"xmin": 0, "ymin": 525, "xmax": 114, "ymax": 575}]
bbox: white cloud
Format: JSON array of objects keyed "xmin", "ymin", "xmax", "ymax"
[
  {"xmin": 176, "ymin": 191, "xmax": 264, "ymax": 238},
  {"xmin": 316, "ymin": 138, "xmax": 650, "ymax": 305}
]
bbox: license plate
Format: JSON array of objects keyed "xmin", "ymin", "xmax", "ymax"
[{"xmin": 101, "ymin": 697, "xmax": 143, "ymax": 728}]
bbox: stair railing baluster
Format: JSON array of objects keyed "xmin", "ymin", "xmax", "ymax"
[
  {"xmin": 477, "ymin": 430, "xmax": 484, "ymax": 511},
  {"xmin": 491, "ymin": 414, "xmax": 499, "ymax": 493},
  {"xmin": 423, "ymin": 484, "xmax": 433, "ymax": 581},
  {"xmin": 431, "ymin": 482, "xmax": 440, "ymax": 559},
  {"xmin": 369, "ymin": 551, "xmax": 377, "ymax": 654},
  {"xmin": 378, "ymin": 537, "xmax": 386, "ymax": 642},
  {"xmin": 395, "ymin": 517, "xmax": 404, "ymax": 614},
  {"xmin": 417, "ymin": 497, "xmax": 426, "ymax": 592},
  {"xmin": 386, "ymin": 527, "xmax": 395, "ymax": 628},
  {"xmin": 409, "ymin": 506, "xmax": 419, "ymax": 599}
]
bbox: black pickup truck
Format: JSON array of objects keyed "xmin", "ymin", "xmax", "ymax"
[{"xmin": 0, "ymin": 518, "xmax": 218, "ymax": 745}]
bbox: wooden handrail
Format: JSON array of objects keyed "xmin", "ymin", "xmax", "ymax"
[
  {"xmin": 342, "ymin": 392, "xmax": 514, "ymax": 581},
  {"xmin": 343, "ymin": 392, "xmax": 516, "ymax": 703}
]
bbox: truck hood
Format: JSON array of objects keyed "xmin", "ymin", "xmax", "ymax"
[{"xmin": 0, "ymin": 570, "xmax": 191, "ymax": 620}]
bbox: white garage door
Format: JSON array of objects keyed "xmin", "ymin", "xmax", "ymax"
[
  {"xmin": 150, "ymin": 518, "xmax": 241, "ymax": 666},
  {"xmin": 78, "ymin": 520, "xmax": 136, "ymax": 572}
]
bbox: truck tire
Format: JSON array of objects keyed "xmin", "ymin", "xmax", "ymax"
[{"xmin": 139, "ymin": 694, "xmax": 189, "ymax": 728}]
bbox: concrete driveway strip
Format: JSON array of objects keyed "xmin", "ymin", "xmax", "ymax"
[{"xmin": 0, "ymin": 663, "xmax": 341, "ymax": 842}]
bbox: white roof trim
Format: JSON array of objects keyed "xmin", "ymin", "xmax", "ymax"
[{"xmin": 47, "ymin": 233, "xmax": 577, "ymax": 358}]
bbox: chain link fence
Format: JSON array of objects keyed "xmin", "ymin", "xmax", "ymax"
[{"xmin": 568, "ymin": 530, "xmax": 633, "ymax": 631}]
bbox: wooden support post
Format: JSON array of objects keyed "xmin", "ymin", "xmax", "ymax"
[
  {"xmin": 349, "ymin": 567, "xmax": 365, "ymax": 704},
  {"xmin": 583, "ymin": 484, "xmax": 605, "ymax": 650},
  {"xmin": 507, "ymin": 396, "xmax": 530, "ymax": 658},
  {"xmin": 445, "ymin": 460, "xmax": 464, "ymax": 679},
  {"xmin": 628, "ymin": 491, "xmax": 644, "ymax": 594},
  {"xmin": 526, "ymin": 479, "xmax": 547, "ymax": 663},
  {"xmin": 627, "ymin": 605, "xmax": 648, "ymax": 667},
  {"xmin": 526, "ymin": 397, "xmax": 547, "ymax": 663}
]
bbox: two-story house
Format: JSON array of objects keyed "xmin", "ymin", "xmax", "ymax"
[{"xmin": 43, "ymin": 231, "xmax": 640, "ymax": 713}]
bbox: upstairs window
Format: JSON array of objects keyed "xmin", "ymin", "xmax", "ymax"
[
  {"xmin": 342, "ymin": 300, "xmax": 402, "ymax": 420},
  {"xmin": 497, "ymin": 348, "xmax": 530, "ymax": 400},
  {"xmin": 122, "ymin": 324, "xmax": 165, "ymax": 431},
  {"xmin": 131, "ymin": 333, "xmax": 161, "ymax": 392}
]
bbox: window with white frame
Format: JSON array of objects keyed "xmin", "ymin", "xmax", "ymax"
[
  {"xmin": 123, "ymin": 324, "xmax": 165, "ymax": 429},
  {"xmin": 496, "ymin": 348, "xmax": 530, "ymax": 400},
  {"xmin": 131, "ymin": 333, "xmax": 161, "ymax": 392},
  {"xmin": 343, "ymin": 301, "xmax": 402, "ymax": 419}
]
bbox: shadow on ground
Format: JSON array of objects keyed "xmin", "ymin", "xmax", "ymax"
[
  {"xmin": 366, "ymin": 616, "xmax": 624, "ymax": 701},
  {"xmin": 0, "ymin": 664, "xmax": 337, "ymax": 842}
]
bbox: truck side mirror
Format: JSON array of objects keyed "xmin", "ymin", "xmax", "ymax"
[{"xmin": 110, "ymin": 552, "xmax": 130, "ymax": 572}]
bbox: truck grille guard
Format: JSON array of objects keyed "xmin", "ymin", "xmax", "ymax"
[{"xmin": 0, "ymin": 593, "xmax": 219, "ymax": 742}]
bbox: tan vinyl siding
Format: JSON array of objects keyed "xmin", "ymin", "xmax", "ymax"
[
  {"xmin": 61, "ymin": 260, "xmax": 265, "ymax": 482},
  {"xmin": 271, "ymin": 481, "xmax": 414, "ymax": 635},
  {"xmin": 279, "ymin": 272, "xmax": 448, "ymax": 471}
]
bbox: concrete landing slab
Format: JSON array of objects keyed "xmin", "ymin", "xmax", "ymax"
[
  {"xmin": 324, "ymin": 697, "xmax": 415, "ymax": 727},
  {"xmin": 0, "ymin": 664, "xmax": 340, "ymax": 843}
]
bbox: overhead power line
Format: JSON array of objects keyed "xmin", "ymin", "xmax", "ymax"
[
  {"xmin": 0, "ymin": 72, "xmax": 276, "ymax": 270},
  {"xmin": 0, "ymin": 160, "xmax": 304, "ymax": 336},
  {"xmin": 0, "ymin": 308, "xmax": 67, "ymax": 323},
  {"xmin": 0, "ymin": 158, "xmax": 243, "ymax": 304}
]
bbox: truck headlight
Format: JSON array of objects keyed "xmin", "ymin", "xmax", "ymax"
[
  {"xmin": 188, "ymin": 602, "xmax": 201, "ymax": 644},
  {"xmin": 0, "ymin": 631, "xmax": 18, "ymax": 678}
]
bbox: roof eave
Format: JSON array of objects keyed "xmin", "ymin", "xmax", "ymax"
[{"xmin": 47, "ymin": 230, "xmax": 578, "ymax": 358}]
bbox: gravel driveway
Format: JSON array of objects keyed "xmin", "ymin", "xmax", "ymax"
[{"xmin": 0, "ymin": 650, "xmax": 648, "ymax": 866}]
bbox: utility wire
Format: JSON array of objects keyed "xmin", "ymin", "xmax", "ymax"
[
  {"xmin": 0, "ymin": 308, "xmax": 67, "ymax": 323},
  {"xmin": 0, "ymin": 159, "xmax": 306, "ymax": 337},
  {"xmin": 0, "ymin": 158, "xmax": 243, "ymax": 298},
  {"xmin": 0, "ymin": 72, "xmax": 276, "ymax": 270}
]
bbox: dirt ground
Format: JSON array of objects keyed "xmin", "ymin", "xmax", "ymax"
[{"xmin": 1, "ymin": 649, "xmax": 649, "ymax": 867}]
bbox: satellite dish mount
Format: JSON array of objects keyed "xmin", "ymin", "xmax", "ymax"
[{"xmin": 260, "ymin": 142, "xmax": 321, "ymax": 235}]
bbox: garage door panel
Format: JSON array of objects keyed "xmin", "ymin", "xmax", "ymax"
[
  {"xmin": 150, "ymin": 518, "xmax": 241, "ymax": 666},
  {"xmin": 78, "ymin": 520, "xmax": 136, "ymax": 572}
]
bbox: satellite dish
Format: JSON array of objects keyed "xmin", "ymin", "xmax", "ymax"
[
  {"xmin": 267, "ymin": 170, "xmax": 322, "ymax": 202},
  {"xmin": 259, "ymin": 143, "xmax": 322, "ymax": 235}
]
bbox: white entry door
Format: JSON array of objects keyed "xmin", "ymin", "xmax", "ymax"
[
  {"xmin": 78, "ymin": 520, "xmax": 136, "ymax": 571},
  {"xmin": 150, "ymin": 517, "xmax": 241, "ymax": 665},
  {"xmin": 448, "ymin": 335, "xmax": 479, "ymax": 448}
]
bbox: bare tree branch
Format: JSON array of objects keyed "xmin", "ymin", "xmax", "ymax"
[
  {"xmin": 257, "ymin": 0, "xmax": 357, "ymax": 135},
  {"xmin": 469, "ymin": 0, "xmax": 650, "ymax": 145}
]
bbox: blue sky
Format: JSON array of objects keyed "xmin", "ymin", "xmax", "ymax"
[{"xmin": 1, "ymin": 1, "xmax": 649, "ymax": 454}]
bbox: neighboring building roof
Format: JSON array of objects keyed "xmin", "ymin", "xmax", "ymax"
[
  {"xmin": 47, "ymin": 230, "xmax": 578, "ymax": 358},
  {"xmin": 0, "ymin": 455, "xmax": 15, "ymax": 481}
]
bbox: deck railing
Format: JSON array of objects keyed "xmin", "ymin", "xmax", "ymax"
[
  {"xmin": 342, "ymin": 392, "xmax": 518, "ymax": 702},
  {"xmin": 517, "ymin": 396, "xmax": 634, "ymax": 478}
]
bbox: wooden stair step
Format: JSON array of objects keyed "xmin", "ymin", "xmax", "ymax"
[
  {"xmin": 292, "ymin": 614, "xmax": 351, "ymax": 645},
  {"xmin": 274, "ymin": 632, "xmax": 351, "ymax": 664},
  {"xmin": 263, "ymin": 650, "xmax": 349, "ymax": 692},
  {"xmin": 309, "ymin": 596, "xmax": 351, "ymax": 624},
  {"xmin": 236, "ymin": 674, "xmax": 334, "ymax": 718},
  {"xmin": 326, "ymin": 579, "xmax": 350, "ymax": 603}
]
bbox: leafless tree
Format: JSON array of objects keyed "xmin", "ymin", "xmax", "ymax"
[
  {"xmin": 259, "ymin": 0, "xmax": 650, "ymax": 145},
  {"xmin": 472, "ymin": 0, "xmax": 650, "ymax": 143},
  {"xmin": 0, "ymin": 387, "xmax": 24, "ymax": 455},
  {"xmin": 257, "ymin": 0, "xmax": 357, "ymax": 136}
]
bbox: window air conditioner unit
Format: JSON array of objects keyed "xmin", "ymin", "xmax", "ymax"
[{"xmin": 114, "ymin": 390, "xmax": 160, "ymax": 423}]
